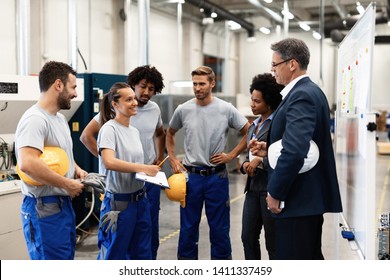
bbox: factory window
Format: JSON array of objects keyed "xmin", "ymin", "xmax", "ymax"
[{"xmin": 203, "ymin": 55, "xmax": 223, "ymax": 93}]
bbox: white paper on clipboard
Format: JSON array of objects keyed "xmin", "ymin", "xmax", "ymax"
[{"xmin": 135, "ymin": 171, "xmax": 169, "ymax": 188}]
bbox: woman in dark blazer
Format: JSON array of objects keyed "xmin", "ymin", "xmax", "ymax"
[{"xmin": 240, "ymin": 73, "xmax": 283, "ymax": 260}]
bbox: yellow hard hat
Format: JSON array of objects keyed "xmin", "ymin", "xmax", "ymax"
[
  {"xmin": 16, "ymin": 147, "xmax": 69, "ymax": 186},
  {"xmin": 165, "ymin": 172, "xmax": 187, "ymax": 208}
]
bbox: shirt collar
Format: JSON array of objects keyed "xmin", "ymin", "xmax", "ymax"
[
  {"xmin": 252, "ymin": 112, "xmax": 275, "ymax": 127},
  {"xmin": 280, "ymin": 74, "xmax": 308, "ymax": 99}
]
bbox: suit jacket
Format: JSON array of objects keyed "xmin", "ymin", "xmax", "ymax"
[
  {"xmin": 267, "ymin": 77, "xmax": 342, "ymax": 218},
  {"xmin": 241, "ymin": 118, "xmax": 271, "ymax": 194}
]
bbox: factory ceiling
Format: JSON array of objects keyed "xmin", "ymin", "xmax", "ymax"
[{"xmin": 151, "ymin": 0, "xmax": 390, "ymax": 41}]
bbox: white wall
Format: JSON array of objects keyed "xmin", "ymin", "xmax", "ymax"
[{"xmin": 0, "ymin": 0, "xmax": 16, "ymax": 75}]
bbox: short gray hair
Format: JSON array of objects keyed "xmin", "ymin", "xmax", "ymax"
[{"xmin": 271, "ymin": 38, "xmax": 310, "ymax": 70}]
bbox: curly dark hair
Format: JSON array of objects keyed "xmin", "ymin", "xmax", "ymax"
[
  {"xmin": 249, "ymin": 73, "xmax": 284, "ymax": 111},
  {"xmin": 126, "ymin": 65, "xmax": 165, "ymax": 94}
]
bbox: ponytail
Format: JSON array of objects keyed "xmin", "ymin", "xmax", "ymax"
[{"xmin": 100, "ymin": 82, "xmax": 130, "ymax": 125}]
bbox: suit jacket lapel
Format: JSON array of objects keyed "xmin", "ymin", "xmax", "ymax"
[
  {"xmin": 247, "ymin": 122, "xmax": 256, "ymax": 142},
  {"xmin": 256, "ymin": 119, "xmax": 271, "ymax": 140}
]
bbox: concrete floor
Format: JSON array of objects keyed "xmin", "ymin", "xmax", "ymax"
[{"xmin": 74, "ymin": 154, "xmax": 390, "ymax": 260}]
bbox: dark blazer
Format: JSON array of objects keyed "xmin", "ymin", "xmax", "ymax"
[
  {"xmin": 241, "ymin": 118, "xmax": 271, "ymax": 194},
  {"xmin": 267, "ymin": 77, "xmax": 342, "ymax": 218}
]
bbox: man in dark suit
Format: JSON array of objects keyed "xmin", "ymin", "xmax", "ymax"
[{"xmin": 250, "ymin": 38, "xmax": 342, "ymax": 260}]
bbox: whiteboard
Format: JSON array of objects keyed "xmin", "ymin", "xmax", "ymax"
[{"xmin": 335, "ymin": 2, "xmax": 377, "ymax": 259}]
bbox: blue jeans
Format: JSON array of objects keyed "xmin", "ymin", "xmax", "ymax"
[{"xmin": 178, "ymin": 170, "xmax": 231, "ymax": 260}]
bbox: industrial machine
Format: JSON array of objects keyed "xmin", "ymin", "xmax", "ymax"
[
  {"xmin": 378, "ymin": 212, "xmax": 390, "ymax": 260},
  {"xmin": 69, "ymin": 73, "xmax": 127, "ymax": 173}
]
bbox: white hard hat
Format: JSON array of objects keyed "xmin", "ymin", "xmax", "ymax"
[{"xmin": 268, "ymin": 139, "xmax": 319, "ymax": 173}]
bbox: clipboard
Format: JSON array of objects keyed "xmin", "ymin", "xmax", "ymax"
[{"xmin": 135, "ymin": 171, "xmax": 169, "ymax": 188}]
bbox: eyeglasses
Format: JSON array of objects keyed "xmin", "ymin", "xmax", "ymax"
[{"xmin": 271, "ymin": 58, "xmax": 293, "ymax": 68}]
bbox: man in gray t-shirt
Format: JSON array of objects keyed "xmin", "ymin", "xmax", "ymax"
[
  {"xmin": 166, "ymin": 66, "xmax": 249, "ymax": 260},
  {"xmin": 15, "ymin": 61, "xmax": 86, "ymax": 260}
]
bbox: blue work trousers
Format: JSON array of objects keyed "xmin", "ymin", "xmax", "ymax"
[
  {"xmin": 178, "ymin": 171, "xmax": 231, "ymax": 259},
  {"xmin": 145, "ymin": 182, "xmax": 161, "ymax": 260},
  {"xmin": 97, "ymin": 191, "xmax": 152, "ymax": 260},
  {"xmin": 20, "ymin": 195, "xmax": 76, "ymax": 260}
]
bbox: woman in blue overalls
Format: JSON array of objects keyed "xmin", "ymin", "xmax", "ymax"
[{"xmin": 96, "ymin": 82, "xmax": 160, "ymax": 260}]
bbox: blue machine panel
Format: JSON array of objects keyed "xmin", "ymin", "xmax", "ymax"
[{"xmin": 70, "ymin": 73, "xmax": 127, "ymax": 173}]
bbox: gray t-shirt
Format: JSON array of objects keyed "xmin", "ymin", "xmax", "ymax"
[
  {"xmin": 94, "ymin": 100, "xmax": 163, "ymax": 164},
  {"xmin": 15, "ymin": 104, "xmax": 76, "ymax": 197},
  {"xmin": 131, "ymin": 101, "xmax": 163, "ymax": 164},
  {"xmin": 97, "ymin": 119, "xmax": 144, "ymax": 193},
  {"xmin": 169, "ymin": 97, "xmax": 247, "ymax": 166}
]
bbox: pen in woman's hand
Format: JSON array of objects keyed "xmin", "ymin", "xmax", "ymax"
[{"xmin": 158, "ymin": 155, "xmax": 170, "ymax": 167}]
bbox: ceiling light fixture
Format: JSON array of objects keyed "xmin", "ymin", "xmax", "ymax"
[
  {"xmin": 202, "ymin": 17, "xmax": 214, "ymax": 25},
  {"xmin": 299, "ymin": 22, "xmax": 311, "ymax": 31},
  {"xmin": 356, "ymin": 2, "xmax": 365, "ymax": 15},
  {"xmin": 312, "ymin": 31, "xmax": 322, "ymax": 40},
  {"xmin": 259, "ymin": 27, "xmax": 271, "ymax": 34},
  {"xmin": 263, "ymin": 0, "xmax": 273, "ymax": 3},
  {"xmin": 211, "ymin": 12, "xmax": 218, "ymax": 18},
  {"xmin": 281, "ymin": 9, "xmax": 294, "ymax": 20},
  {"xmin": 228, "ymin": 20, "xmax": 241, "ymax": 30}
]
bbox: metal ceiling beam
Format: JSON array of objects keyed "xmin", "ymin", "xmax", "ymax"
[
  {"xmin": 330, "ymin": 0, "xmax": 348, "ymax": 19},
  {"xmin": 185, "ymin": 0, "xmax": 255, "ymax": 37},
  {"xmin": 247, "ymin": 0, "xmax": 283, "ymax": 22}
]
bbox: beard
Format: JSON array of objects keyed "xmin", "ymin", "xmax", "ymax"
[
  {"xmin": 136, "ymin": 95, "xmax": 149, "ymax": 106},
  {"xmin": 195, "ymin": 90, "xmax": 210, "ymax": 101},
  {"xmin": 58, "ymin": 87, "xmax": 71, "ymax": 110}
]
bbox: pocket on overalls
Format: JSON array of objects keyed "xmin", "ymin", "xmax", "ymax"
[
  {"xmin": 20, "ymin": 211, "xmax": 35, "ymax": 243},
  {"xmin": 217, "ymin": 168, "xmax": 228, "ymax": 179},
  {"xmin": 35, "ymin": 202, "xmax": 61, "ymax": 219},
  {"xmin": 112, "ymin": 200, "xmax": 129, "ymax": 211},
  {"xmin": 20, "ymin": 210, "xmax": 42, "ymax": 259}
]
